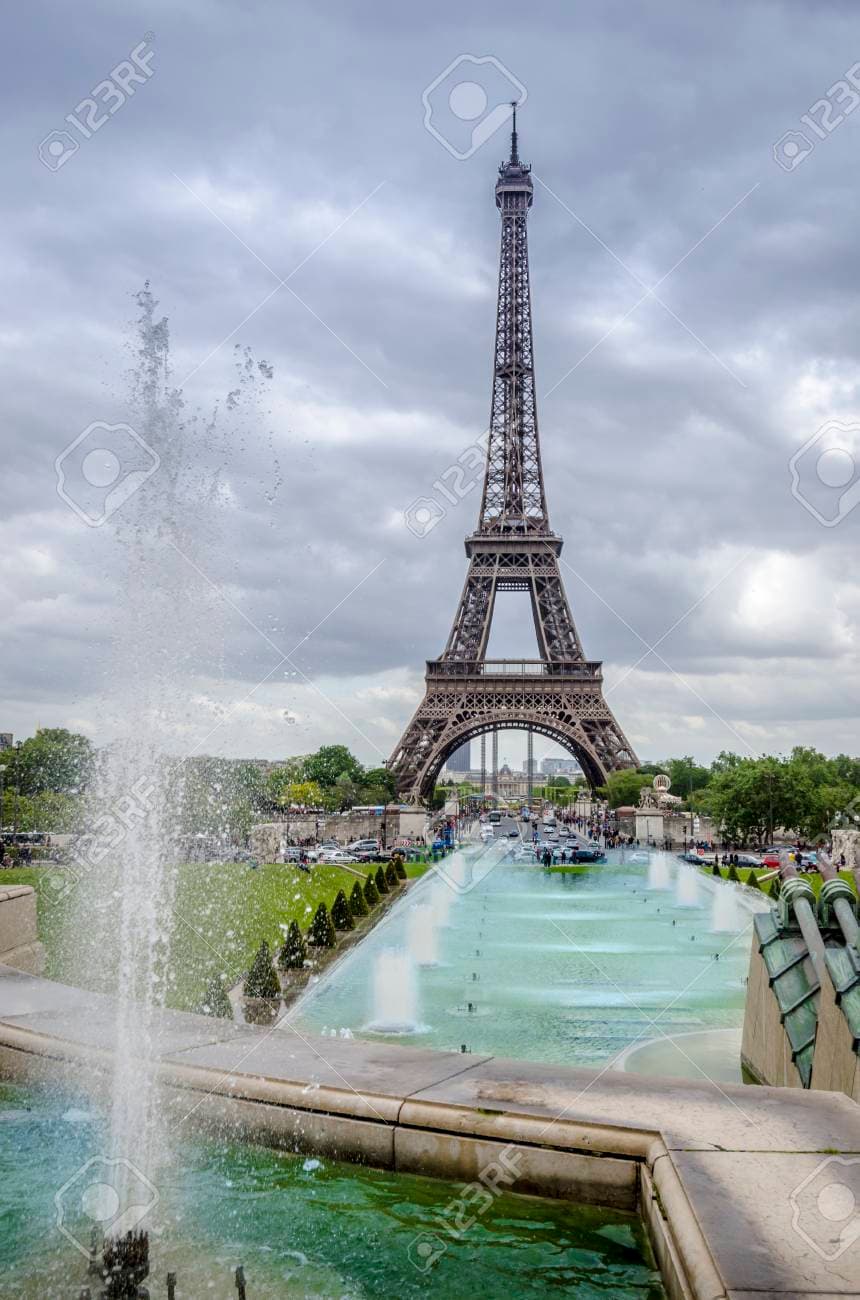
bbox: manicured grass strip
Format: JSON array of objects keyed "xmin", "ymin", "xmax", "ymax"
[
  {"xmin": 1, "ymin": 861, "xmax": 375, "ymax": 1013},
  {"xmin": 701, "ymin": 864, "xmax": 857, "ymax": 898}
]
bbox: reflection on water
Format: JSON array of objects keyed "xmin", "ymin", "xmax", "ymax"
[{"xmin": 295, "ymin": 849, "xmax": 767, "ymax": 1080}]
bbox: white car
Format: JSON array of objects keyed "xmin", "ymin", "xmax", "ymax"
[
  {"xmin": 479, "ymin": 827, "xmax": 494, "ymax": 842},
  {"xmin": 319, "ymin": 848, "xmax": 353, "ymax": 865}
]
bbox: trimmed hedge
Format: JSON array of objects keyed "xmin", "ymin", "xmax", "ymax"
[
  {"xmin": 375, "ymin": 865, "xmax": 389, "ymax": 895},
  {"xmin": 350, "ymin": 879, "xmax": 369, "ymax": 917},
  {"xmin": 364, "ymin": 873, "xmax": 380, "ymax": 907},
  {"xmin": 244, "ymin": 941, "xmax": 280, "ymax": 999},
  {"xmin": 384, "ymin": 861, "xmax": 399, "ymax": 889},
  {"xmin": 392, "ymin": 852, "xmax": 407, "ymax": 880},
  {"xmin": 331, "ymin": 888, "xmax": 355, "ymax": 931},
  {"xmin": 199, "ymin": 975, "xmax": 232, "ymax": 1019},
  {"xmin": 277, "ymin": 920, "xmax": 307, "ymax": 971},
  {"xmin": 308, "ymin": 901, "xmax": 337, "ymax": 948}
]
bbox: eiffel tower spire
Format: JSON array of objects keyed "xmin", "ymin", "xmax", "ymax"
[{"xmin": 389, "ymin": 112, "xmax": 637, "ymax": 802}]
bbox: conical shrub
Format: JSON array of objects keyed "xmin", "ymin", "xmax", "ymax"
[
  {"xmin": 277, "ymin": 920, "xmax": 307, "ymax": 970},
  {"xmin": 392, "ymin": 852, "xmax": 407, "ymax": 880},
  {"xmin": 727, "ymin": 862, "xmax": 740, "ymax": 883},
  {"xmin": 350, "ymin": 879, "xmax": 369, "ymax": 917},
  {"xmin": 331, "ymin": 888, "xmax": 355, "ymax": 931},
  {"xmin": 768, "ymin": 876, "xmax": 781, "ymax": 899},
  {"xmin": 364, "ymin": 873, "xmax": 380, "ymax": 907},
  {"xmin": 308, "ymin": 901, "xmax": 337, "ymax": 948},
  {"xmin": 385, "ymin": 861, "xmax": 399, "ymax": 889},
  {"xmin": 745, "ymin": 868, "xmax": 760, "ymax": 890},
  {"xmin": 199, "ymin": 975, "xmax": 232, "ymax": 1019},
  {"xmin": 712, "ymin": 863, "xmax": 721, "ymax": 876},
  {"xmin": 375, "ymin": 865, "xmax": 389, "ymax": 895},
  {"xmin": 244, "ymin": 941, "xmax": 280, "ymax": 999}
]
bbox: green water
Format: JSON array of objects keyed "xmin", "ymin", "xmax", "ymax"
[
  {"xmin": 294, "ymin": 849, "xmax": 761, "ymax": 1079},
  {"xmin": 0, "ymin": 1082, "xmax": 663, "ymax": 1298}
]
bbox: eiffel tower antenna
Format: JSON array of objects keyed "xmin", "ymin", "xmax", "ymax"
[{"xmin": 390, "ymin": 109, "xmax": 637, "ymax": 803}]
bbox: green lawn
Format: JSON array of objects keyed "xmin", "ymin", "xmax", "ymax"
[
  {"xmin": 702, "ymin": 864, "xmax": 857, "ymax": 898},
  {"xmin": 1, "ymin": 861, "xmax": 388, "ymax": 1013}
]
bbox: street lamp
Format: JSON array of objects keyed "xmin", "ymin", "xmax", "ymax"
[{"xmin": 12, "ymin": 743, "xmax": 22, "ymax": 841}]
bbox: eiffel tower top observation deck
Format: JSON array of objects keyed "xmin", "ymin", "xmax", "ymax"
[{"xmin": 388, "ymin": 109, "xmax": 637, "ymax": 801}]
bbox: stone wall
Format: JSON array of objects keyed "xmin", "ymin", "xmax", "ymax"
[
  {"xmin": 831, "ymin": 828, "xmax": 860, "ymax": 870},
  {"xmin": 0, "ymin": 886, "xmax": 44, "ymax": 975},
  {"xmin": 250, "ymin": 808, "xmax": 430, "ymax": 861}
]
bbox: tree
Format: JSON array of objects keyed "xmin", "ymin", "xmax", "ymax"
[
  {"xmin": 595, "ymin": 769, "xmax": 654, "ymax": 809},
  {"xmin": 364, "ymin": 873, "xmax": 380, "ymax": 908},
  {"xmin": 277, "ymin": 920, "xmax": 307, "ymax": 970},
  {"xmin": 385, "ymin": 861, "xmax": 399, "ymax": 889},
  {"xmin": 359, "ymin": 766, "xmax": 397, "ymax": 804},
  {"xmin": 304, "ymin": 745, "xmax": 364, "ymax": 789},
  {"xmin": 350, "ymin": 879, "xmax": 369, "ymax": 917},
  {"xmin": 199, "ymin": 976, "xmax": 233, "ymax": 1018},
  {"xmin": 15, "ymin": 729, "xmax": 94, "ymax": 796},
  {"xmin": 392, "ymin": 852, "xmax": 407, "ymax": 880},
  {"xmin": 244, "ymin": 941, "xmax": 280, "ymax": 999},
  {"xmin": 375, "ymin": 864, "xmax": 389, "ymax": 895},
  {"xmin": 331, "ymin": 889, "xmax": 355, "ymax": 931},
  {"xmin": 308, "ymin": 902, "xmax": 337, "ymax": 948}
]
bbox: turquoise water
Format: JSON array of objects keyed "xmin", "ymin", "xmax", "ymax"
[
  {"xmin": 0, "ymin": 1082, "xmax": 663, "ymax": 1298},
  {"xmin": 293, "ymin": 849, "xmax": 760, "ymax": 1079}
]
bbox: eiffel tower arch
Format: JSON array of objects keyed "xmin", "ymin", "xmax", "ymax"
[{"xmin": 389, "ymin": 108, "xmax": 638, "ymax": 804}]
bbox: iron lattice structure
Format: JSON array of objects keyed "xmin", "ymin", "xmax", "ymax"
[{"xmin": 389, "ymin": 112, "xmax": 638, "ymax": 803}]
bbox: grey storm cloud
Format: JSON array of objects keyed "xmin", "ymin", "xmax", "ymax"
[{"xmin": 2, "ymin": 0, "xmax": 860, "ymax": 764}]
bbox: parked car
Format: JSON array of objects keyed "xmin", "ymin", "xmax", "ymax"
[
  {"xmin": 734, "ymin": 853, "xmax": 762, "ymax": 868},
  {"xmin": 348, "ymin": 839, "xmax": 380, "ymax": 856},
  {"xmin": 318, "ymin": 848, "xmax": 353, "ymax": 865},
  {"xmin": 760, "ymin": 848, "xmax": 781, "ymax": 869},
  {"xmin": 571, "ymin": 847, "xmax": 605, "ymax": 863}
]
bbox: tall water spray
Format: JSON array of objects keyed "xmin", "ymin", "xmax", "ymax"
[
  {"xmin": 647, "ymin": 854, "xmax": 672, "ymax": 890},
  {"xmin": 675, "ymin": 864, "xmax": 701, "ymax": 908},
  {"xmin": 407, "ymin": 903, "xmax": 438, "ymax": 966},
  {"xmin": 66, "ymin": 290, "xmax": 268, "ymax": 1203},
  {"xmin": 368, "ymin": 949, "xmax": 420, "ymax": 1032},
  {"xmin": 711, "ymin": 882, "xmax": 742, "ymax": 932}
]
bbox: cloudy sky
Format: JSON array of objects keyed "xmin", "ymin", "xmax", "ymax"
[{"xmin": 3, "ymin": 0, "xmax": 860, "ymax": 772}]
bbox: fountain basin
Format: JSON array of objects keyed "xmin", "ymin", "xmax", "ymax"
[{"xmin": 1, "ymin": 965, "xmax": 858, "ymax": 1300}]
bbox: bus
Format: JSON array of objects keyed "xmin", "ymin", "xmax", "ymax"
[{"xmin": 487, "ymin": 810, "xmax": 503, "ymax": 825}]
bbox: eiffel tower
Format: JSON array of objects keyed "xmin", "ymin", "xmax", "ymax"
[{"xmin": 389, "ymin": 108, "xmax": 638, "ymax": 803}]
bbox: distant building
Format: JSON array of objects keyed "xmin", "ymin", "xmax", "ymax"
[
  {"xmin": 0, "ymin": 734, "xmax": 12, "ymax": 752},
  {"xmin": 445, "ymin": 741, "xmax": 471, "ymax": 773},
  {"xmin": 541, "ymin": 757, "xmax": 581, "ymax": 777}
]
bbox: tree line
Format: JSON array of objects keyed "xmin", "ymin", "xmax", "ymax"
[{"xmin": 596, "ymin": 748, "xmax": 860, "ymax": 844}]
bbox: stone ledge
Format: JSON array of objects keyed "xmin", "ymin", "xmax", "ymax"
[{"xmin": 2, "ymin": 965, "xmax": 860, "ymax": 1300}]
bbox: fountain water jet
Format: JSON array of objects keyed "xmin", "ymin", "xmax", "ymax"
[
  {"xmin": 64, "ymin": 290, "xmax": 270, "ymax": 1221},
  {"xmin": 367, "ymin": 949, "xmax": 420, "ymax": 1033},
  {"xmin": 675, "ymin": 865, "xmax": 701, "ymax": 908},
  {"xmin": 407, "ymin": 904, "xmax": 438, "ymax": 966},
  {"xmin": 647, "ymin": 855, "xmax": 673, "ymax": 890},
  {"xmin": 711, "ymin": 882, "xmax": 742, "ymax": 932}
]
